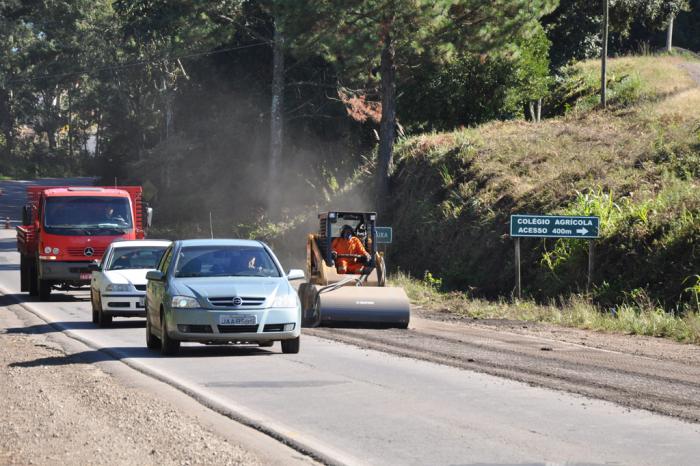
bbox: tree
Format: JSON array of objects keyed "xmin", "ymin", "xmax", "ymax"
[
  {"xmin": 543, "ymin": 0, "xmax": 691, "ymax": 68},
  {"xmin": 286, "ymin": 0, "xmax": 556, "ymax": 208}
]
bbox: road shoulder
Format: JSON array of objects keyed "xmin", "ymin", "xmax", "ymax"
[{"xmin": 0, "ymin": 298, "xmax": 315, "ymax": 466}]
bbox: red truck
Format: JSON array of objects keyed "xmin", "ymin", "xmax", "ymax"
[{"xmin": 17, "ymin": 186, "xmax": 152, "ymax": 300}]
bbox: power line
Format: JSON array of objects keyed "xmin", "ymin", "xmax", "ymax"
[{"xmin": 6, "ymin": 41, "xmax": 269, "ymax": 86}]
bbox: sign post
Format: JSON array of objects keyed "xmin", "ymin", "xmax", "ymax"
[
  {"xmin": 515, "ymin": 237, "xmax": 522, "ymax": 299},
  {"xmin": 509, "ymin": 214, "xmax": 600, "ymax": 298},
  {"xmin": 375, "ymin": 226, "xmax": 393, "ymax": 256}
]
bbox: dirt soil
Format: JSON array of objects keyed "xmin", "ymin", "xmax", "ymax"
[
  {"xmin": 0, "ymin": 304, "xmax": 262, "ymax": 466},
  {"xmin": 307, "ymin": 306, "xmax": 700, "ymax": 423}
]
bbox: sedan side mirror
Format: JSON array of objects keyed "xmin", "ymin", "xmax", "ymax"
[
  {"xmin": 87, "ymin": 260, "xmax": 100, "ymax": 272},
  {"xmin": 287, "ymin": 269, "xmax": 305, "ymax": 281},
  {"xmin": 146, "ymin": 270, "xmax": 164, "ymax": 281}
]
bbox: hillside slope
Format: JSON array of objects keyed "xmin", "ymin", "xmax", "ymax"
[{"xmin": 386, "ymin": 55, "xmax": 700, "ymax": 309}]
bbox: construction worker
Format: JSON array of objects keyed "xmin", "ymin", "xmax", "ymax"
[{"xmin": 331, "ymin": 224, "xmax": 371, "ymax": 274}]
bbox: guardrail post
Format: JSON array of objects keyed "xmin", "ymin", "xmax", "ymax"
[{"xmin": 5, "ymin": 217, "xmax": 9, "ymax": 229}]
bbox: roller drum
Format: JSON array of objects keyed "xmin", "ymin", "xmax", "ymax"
[{"xmin": 317, "ymin": 286, "xmax": 410, "ymax": 328}]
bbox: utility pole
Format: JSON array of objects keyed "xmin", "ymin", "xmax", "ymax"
[
  {"xmin": 601, "ymin": 0, "xmax": 609, "ymax": 108},
  {"xmin": 269, "ymin": 23, "xmax": 285, "ymax": 213}
]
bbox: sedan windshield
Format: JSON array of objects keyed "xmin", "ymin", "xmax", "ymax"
[
  {"xmin": 44, "ymin": 196, "xmax": 133, "ymax": 235},
  {"xmin": 175, "ymin": 246, "xmax": 281, "ymax": 278},
  {"xmin": 106, "ymin": 247, "xmax": 167, "ymax": 270}
]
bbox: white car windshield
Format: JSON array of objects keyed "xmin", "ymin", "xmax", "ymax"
[
  {"xmin": 175, "ymin": 246, "xmax": 281, "ymax": 278},
  {"xmin": 107, "ymin": 247, "xmax": 168, "ymax": 270}
]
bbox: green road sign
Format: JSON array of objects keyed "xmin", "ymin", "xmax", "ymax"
[
  {"xmin": 375, "ymin": 226, "xmax": 393, "ymax": 244},
  {"xmin": 510, "ymin": 215, "xmax": 599, "ymax": 239}
]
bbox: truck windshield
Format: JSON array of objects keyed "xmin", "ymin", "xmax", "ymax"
[
  {"xmin": 44, "ymin": 196, "xmax": 133, "ymax": 235},
  {"xmin": 175, "ymin": 246, "xmax": 281, "ymax": 278}
]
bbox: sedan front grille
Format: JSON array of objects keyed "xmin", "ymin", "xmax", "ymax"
[
  {"xmin": 134, "ymin": 284, "xmax": 147, "ymax": 291},
  {"xmin": 208, "ymin": 296, "xmax": 266, "ymax": 308},
  {"xmin": 217, "ymin": 325, "xmax": 259, "ymax": 333}
]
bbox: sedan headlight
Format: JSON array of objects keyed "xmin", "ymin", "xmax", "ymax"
[
  {"xmin": 271, "ymin": 293, "xmax": 298, "ymax": 308},
  {"xmin": 171, "ymin": 296, "xmax": 200, "ymax": 308},
  {"xmin": 105, "ymin": 283, "xmax": 132, "ymax": 292}
]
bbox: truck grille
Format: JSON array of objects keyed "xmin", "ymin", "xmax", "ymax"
[
  {"xmin": 67, "ymin": 247, "xmax": 106, "ymax": 257},
  {"xmin": 208, "ymin": 297, "xmax": 266, "ymax": 308},
  {"xmin": 217, "ymin": 325, "xmax": 259, "ymax": 333}
]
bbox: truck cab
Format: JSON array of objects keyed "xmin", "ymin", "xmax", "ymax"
[{"xmin": 17, "ymin": 186, "xmax": 152, "ymax": 300}]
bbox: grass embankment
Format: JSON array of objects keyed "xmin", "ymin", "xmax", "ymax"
[
  {"xmin": 386, "ymin": 55, "xmax": 700, "ymax": 331},
  {"xmin": 391, "ymin": 272, "xmax": 700, "ymax": 344}
]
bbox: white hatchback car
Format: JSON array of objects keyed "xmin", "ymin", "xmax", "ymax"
[{"xmin": 91, "ymin": 240, "xmax": 171, "ymax": 327}]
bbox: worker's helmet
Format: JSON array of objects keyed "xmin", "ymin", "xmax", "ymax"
[{"xmin": 340, "ymin": 224, "xmax": 354, "ymax": 238}]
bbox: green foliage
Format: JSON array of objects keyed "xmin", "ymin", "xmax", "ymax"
[
  {"xmin": 391, "ymin": 272, "xmax": 700, "ymax": 343},
  {"xmin": 386, "ymin": 55, "xmax": 700, "ymax": 311},
  {"xmin": 422, "ymin": 271, "xmax": 443, "ymax": 291},
  {"xmin": 684, "ymin": 275, "xmax": 700, "ymax": 312},
  {"xmin": 543, "ymin": 0, "xmax": 692, "ymax": 68}
]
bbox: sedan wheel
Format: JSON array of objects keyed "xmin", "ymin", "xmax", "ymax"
[
  {"xmin": 281, "ymin": 336, "xmax": 300, "ymax": 354},
  {"xmin": 160, "ymin": 313, "xmax": 180, "ymax": 356},
  {"xmin": 97, "ymin": 294, "xmax": 112, "ymax": 328},
  {"xmin": 146, "ymin": 314, "xmax": 160, "ymax": 350},
  {"xmin": 90, "ymin": 289, "xmax": 98, "ymax": 324}
]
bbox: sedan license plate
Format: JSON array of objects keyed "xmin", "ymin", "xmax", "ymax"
[
  {"xmin": 219, "ymin": 315, "xmax": 257, "ymax": 326},
  {"xmin": 80, "ymin": 273, "xmax": 91, "ymax": 280}
]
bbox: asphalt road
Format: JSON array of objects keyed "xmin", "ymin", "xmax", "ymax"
[{"xmin": 2, "ymin": 185, "xmax": 700, "ymax": 465}]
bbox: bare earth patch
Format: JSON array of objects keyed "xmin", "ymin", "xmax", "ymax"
[
  {"xmin": 307, "ymin": 307, "xmax": 700, "ymax": 423},
  {"xmin": 0, "ymin": 305, "xmax": 262, "ymax": 466}
]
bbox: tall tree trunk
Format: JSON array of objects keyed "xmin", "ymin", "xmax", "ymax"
[
  {"xmin": 666, "ymin": 14, "xmax": 674, "ymax": 53},
  {"xmin": 377, "ymin": 26, "xmax": 396, "ymax": 209},
  {"xmin": 528, "ymin": 101, "xmax": 536, "ymax": 121},
  {"xmin": 68, "ymin": 87, "xmax": 73, "ymax": 158},
  {"xmin": 537, "ymin": 98, "xmax": 542, "ymax": 122},
  {"xmin": 269, "ymin": 24, "xmax": 285, "ymax": 212},
  {"xmin": 0, "ymin": 87, "xmax": 13, "ymax": 158},
  {"xmin": 162, "ymin": 77, "xmax": 174, "ymax": 140},
  {"xmin": 601, "ymin": 0, "xmax": 609, "ymax": 108}
]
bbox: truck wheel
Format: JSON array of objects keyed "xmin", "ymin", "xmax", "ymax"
[
  {"xmin": 160, "ymin": 312, "xmax": 180, "ymax": 356},
  {"xmin": 37, "ymin": 276, "xmax": 51, "ymax": 301},
  {"xmin": 146, "ymin": 314, "xmax": 160, "ymax": 350},
  {"xmin": 20, "ymin": 256, "xmax": 28, "ymax": 292},
  {"xmin": 281, "ymin": 336, "xmax": 300, "ymax": 354},
  {"xmin": 28, "ymin": 261, "xmax": 38, "ymax": 297}
]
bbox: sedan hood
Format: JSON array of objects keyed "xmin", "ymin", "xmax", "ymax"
[
  {"xmin": 173, "ymin": 276, "xmax": 290, "ymax": 301},
  {"xmin": 104, "ymin": 269, "xmax": 153, "ymax": 286}
]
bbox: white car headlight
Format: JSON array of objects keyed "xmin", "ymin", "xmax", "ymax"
[
  {"xmin": 171, "ymin": 296, "xmax": 199, "ymax": 308},
  {"xmin": 271, "ymin": 293, "xmax": 298, "ymax": 308},
  {"xmin": 105, "ymin": 283, "xmax": 131, "ymax": 292}
]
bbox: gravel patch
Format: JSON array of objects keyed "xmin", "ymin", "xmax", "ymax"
[{"xmin": 0, "ymin": 306, "xmax": 263, "ymax": 466}]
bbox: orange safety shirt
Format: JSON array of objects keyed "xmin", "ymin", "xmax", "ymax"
[{"xmin": 331, "ymin": 236, "xmax": 368, "ymax": 274}]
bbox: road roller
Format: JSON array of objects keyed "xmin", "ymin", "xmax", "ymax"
[{"xmin": 297, "ymin": 211, "xmax": 410, "ymax": 328}]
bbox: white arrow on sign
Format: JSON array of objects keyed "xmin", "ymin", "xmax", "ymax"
[{"xmin": 576, "ymin": 227, "xmax": 589, "ymax": 235}]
